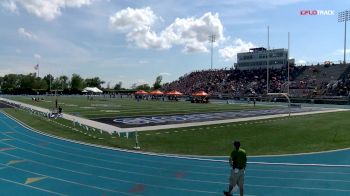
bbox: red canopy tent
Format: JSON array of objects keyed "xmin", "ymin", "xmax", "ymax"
[
  {"xmin": 166, "ymin": 90, "xmax": 183, "ymax": 96},
  {"xmin": 149, "ymin": 90, "xmax": 164, "ymax": 95},
  {"xmin": 134, "ymin": 90, "xmax": 148, "ymax": 95},
  {"xmin": 192, "ymin": 91, "xmax": 208, "ymax": 96}
]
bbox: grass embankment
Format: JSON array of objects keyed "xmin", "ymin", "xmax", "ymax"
[
  {"xmin": 3, "ymin": 108, "xmax": 134, "ymax": 149},
  {"xmin": 4, "ymin": 108, "xmax": 350, "ymax": 156}
]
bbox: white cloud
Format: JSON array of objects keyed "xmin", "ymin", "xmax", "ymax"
[
  {"xmin": 18, "ymin": 27, "xmax": 37, "ymax": 40},
  {"xmin": 162, "ymin": 12, "xmax": 224, "ymax": 53},
  {"xmin": 218, "ymin": 38, "xmax": 255, "ymax": 61},
  {"xmin": 333, "ymin": 49, "xmax": 350, "ymax": 56},
  {"xmin": 110, "ymin": 7, "xmax": 225, "ymax": 53},
  {"xmin": 127, "ymin": 27, "xmax": 170, "ymax": 49},
  {"xmin": 34, "ymin": 53, "xmax": 41, "ymax": 60},
  {"xmin": 159, "ymin": 72, "xmax": 171, "ymax": 76},
  {"xmin": 1, "ymin": 0, "xmax": 18, "ymax": 13},
  {"xmin": 138, "ymin": 60, "xmax": 148, "ymax": 64},
  {"xmin": 110, "ymin": 7, "xmax": 157, "ymax": 32},
  {"xmin": 4, "ymin": 0, "xmax": 94, "ymax": 21},
  {"xmin": 297, "ymin": 59, "xmax": 306, "ymax": 64}
]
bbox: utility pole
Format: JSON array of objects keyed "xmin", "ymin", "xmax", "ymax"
[{"xmin": 209, "ymin": 34, "xmax": 216, "ymax": 69}]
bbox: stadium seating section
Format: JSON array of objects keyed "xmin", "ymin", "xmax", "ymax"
[{"xmin": 162, "ymin": 63, "xmax": 350, "ymax": 98}]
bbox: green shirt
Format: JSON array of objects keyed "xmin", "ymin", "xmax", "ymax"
[{"xmin": 230, "ymin": 148, "xmax": 247, "ymax": 169}]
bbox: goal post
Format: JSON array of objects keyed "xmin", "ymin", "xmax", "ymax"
[{"xmin": 267, "ymin": 93, "xmax": 291, "ymax": 116}]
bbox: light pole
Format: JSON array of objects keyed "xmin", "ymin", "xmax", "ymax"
[
  {"xmin": 209, "ymin": 34, "xmax": 216, "ymax": 69},
  {"xmin": 287, "ymin": 32, "xmax": 290, "ymax": 95},
  {"xmin": 338, "ymin": 10, "xmax": 350, "ymax": 65},
  {"xmin": 266, "ymin": 26, "xmax": 270, "ymax": 94}
]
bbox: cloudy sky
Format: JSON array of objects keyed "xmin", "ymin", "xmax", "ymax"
[{"xmin": 1, "ymin": 0, "xmax": 350, "ymax": 87}]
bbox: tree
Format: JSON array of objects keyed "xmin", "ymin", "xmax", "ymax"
[
  {"xmin": 2, "ymin": 74, "xmax": 20, "ymax": 93},
  {"xmin": 19, "ymin": 73, "xmax": 36, "ymax": 90},
  {"xmin": 114, "ymin": 81, "xmax": 123, "ymax": 90},
  {"xmin": 71, "ymin": 74, "xmax": 84, "ymax": 91},
  {"xmin": 43, "ymin": 74, "xmax": 54, "ymax": 90},
  {"xmin": 153, "ymin": 75, "xmax": 162, "ymax": 89},
  {"xmin": 84, "ymin": 77, "xmax": 105, "ymax": 88},
  {"xmin": 59, "ymin": 75, "xmax": 69, "ymax": 90},
  {"xmin": 136, "ymin": 84, "xmax": 151, "ymax": 91},
  {"xmin": 0, "ymin": 76, "xmax": 3, "ymax": 90},
  {"xmin": 51, "ymin": 78, "xmax": 62, "ymax": 90},
  {"xmin": 131, "ymin": 83, "xmax": 137, "ymax": 89}
]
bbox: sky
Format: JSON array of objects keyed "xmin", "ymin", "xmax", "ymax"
[{"xmin": 1, "ymin": 0, "xmax": 350, "ymax": 88}]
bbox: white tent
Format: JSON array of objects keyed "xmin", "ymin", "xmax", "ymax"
[{"xmin": 82, "ymin": 87, "xmax": 103, "ymax": 93}]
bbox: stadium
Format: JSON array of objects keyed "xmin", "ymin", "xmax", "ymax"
[{"xmin": 1, "ymin": 1, "xmax": 350, "ymax": 196}]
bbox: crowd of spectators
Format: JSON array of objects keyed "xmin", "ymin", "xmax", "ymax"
[
  {"xmin": 163, "ymin": 63, "xmax": 350, "ymax": 98},
  {"xmin": 323, "ymin": 74, "xmax": 350, "ymax": 97},
  {"xmin": 162, "ymin": 65, "xmax": 307, "ymax": 97}
]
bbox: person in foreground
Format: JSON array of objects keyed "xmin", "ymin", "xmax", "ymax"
[{"xmin": 224, "ymin": 141, "xmax": 247, "ymax": 196}]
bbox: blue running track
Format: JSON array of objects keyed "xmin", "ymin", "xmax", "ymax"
[{"xmin": 1, "ymin": 112, "xmax": 350, "ymax": 196}]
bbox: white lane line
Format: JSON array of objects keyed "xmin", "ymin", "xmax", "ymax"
[
  {"xmin": 248, "ymin": 168, "xmax": 350, "ymax": 175},
  {"xmin": 1, "ymin": 151, "xmax": 92, "ymax": 176},
  {"xmin": 246, "ymin": 175, "xmax": 350, "ymax": 183},
  {"xmin": 0, "ymin": 142, "xmax": 227, "ymax": 181},
  {"xmin": 6, "ymin": 118, "xmax": 350, "ymax": 172},
  {"xmin": 99, "ymin": 176, "xmax": 220, "ymax": 195},
  {"xmin": 0, "ymin": 123, "xmax": 227, "ymax": 170},
  {"xmin": 246, "ymin": 183, "xmax": 350, "ymax": 192},
  {"xmin": 1, "ymin": 163, "xmax": 137, "ymax": 196},
  {"xmin": 5, "ymin": 110, "xmax": 350, "ymax": 170},
  {"xmin": 4, "ymin": 144, "xmax": 350, "ymax": 194},
  {"xmin": 0, "ymin": 177, "xmax": 66, "ymax": 196},
  {"xmin": 0, "ymin": 152, "xmax": 225, "ymax": 195}
]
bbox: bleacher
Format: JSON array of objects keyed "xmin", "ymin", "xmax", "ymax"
[
  {"xmin": 164, "ymin": 63, "xmax": 350, "ymax": 98},
  {"xmin": 289, "ymin": 64, "xmax": 350, "ymax": 97},
  {"xmin": 295, "ymin": 64, "xmax": 349, "ymax": 83}
]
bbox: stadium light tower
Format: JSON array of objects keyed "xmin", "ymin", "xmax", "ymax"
[
  {"xmin": 266, "ymin": 26, "xmax": 270, "ymax": 94},
  {"xmin": 338, "ymin": 10, "xmax": 350, "ymax": 65},
  {"xmin": 209, "ymin": 34, "xmax": 216, "ymax": 69},
  {"xmin": 287, "ymin": 32, "xmax": 290, "ymax": 95}
]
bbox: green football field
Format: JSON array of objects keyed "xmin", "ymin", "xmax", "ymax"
[{"xmin": 4, "ymin": 95, "xmax": 274, "ymax": 118}]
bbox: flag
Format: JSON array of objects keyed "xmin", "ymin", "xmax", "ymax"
[{"xmin": 34, "ymin": 64, "xmax": 39, "ymax": 70}]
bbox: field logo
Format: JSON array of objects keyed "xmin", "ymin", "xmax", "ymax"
[{"xmin": 300, "ymin": 10, "xmax": 335, "ymax": 16}]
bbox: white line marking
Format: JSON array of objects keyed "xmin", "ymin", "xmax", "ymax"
[
  {"xmin": 1, "ymin": 163, "xmax": 137, "ymax": 196},
  {"xmin": 0, "ymin": 177, "xmax": 66, "ymax": 196},
  {"xmin": 4, "ymin": 110, "xmax": 350, "ymax": 168},
  {"xmin": 99, "ymin": 176, "xmax": 220, "ymax": 195},
  {"xmin": 0, "ymin": 115, "xmax": 226, "ymax": 168},
  {"xmin": 245, "ymin": 183, "xmax": 350, "ymax": 192}
]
